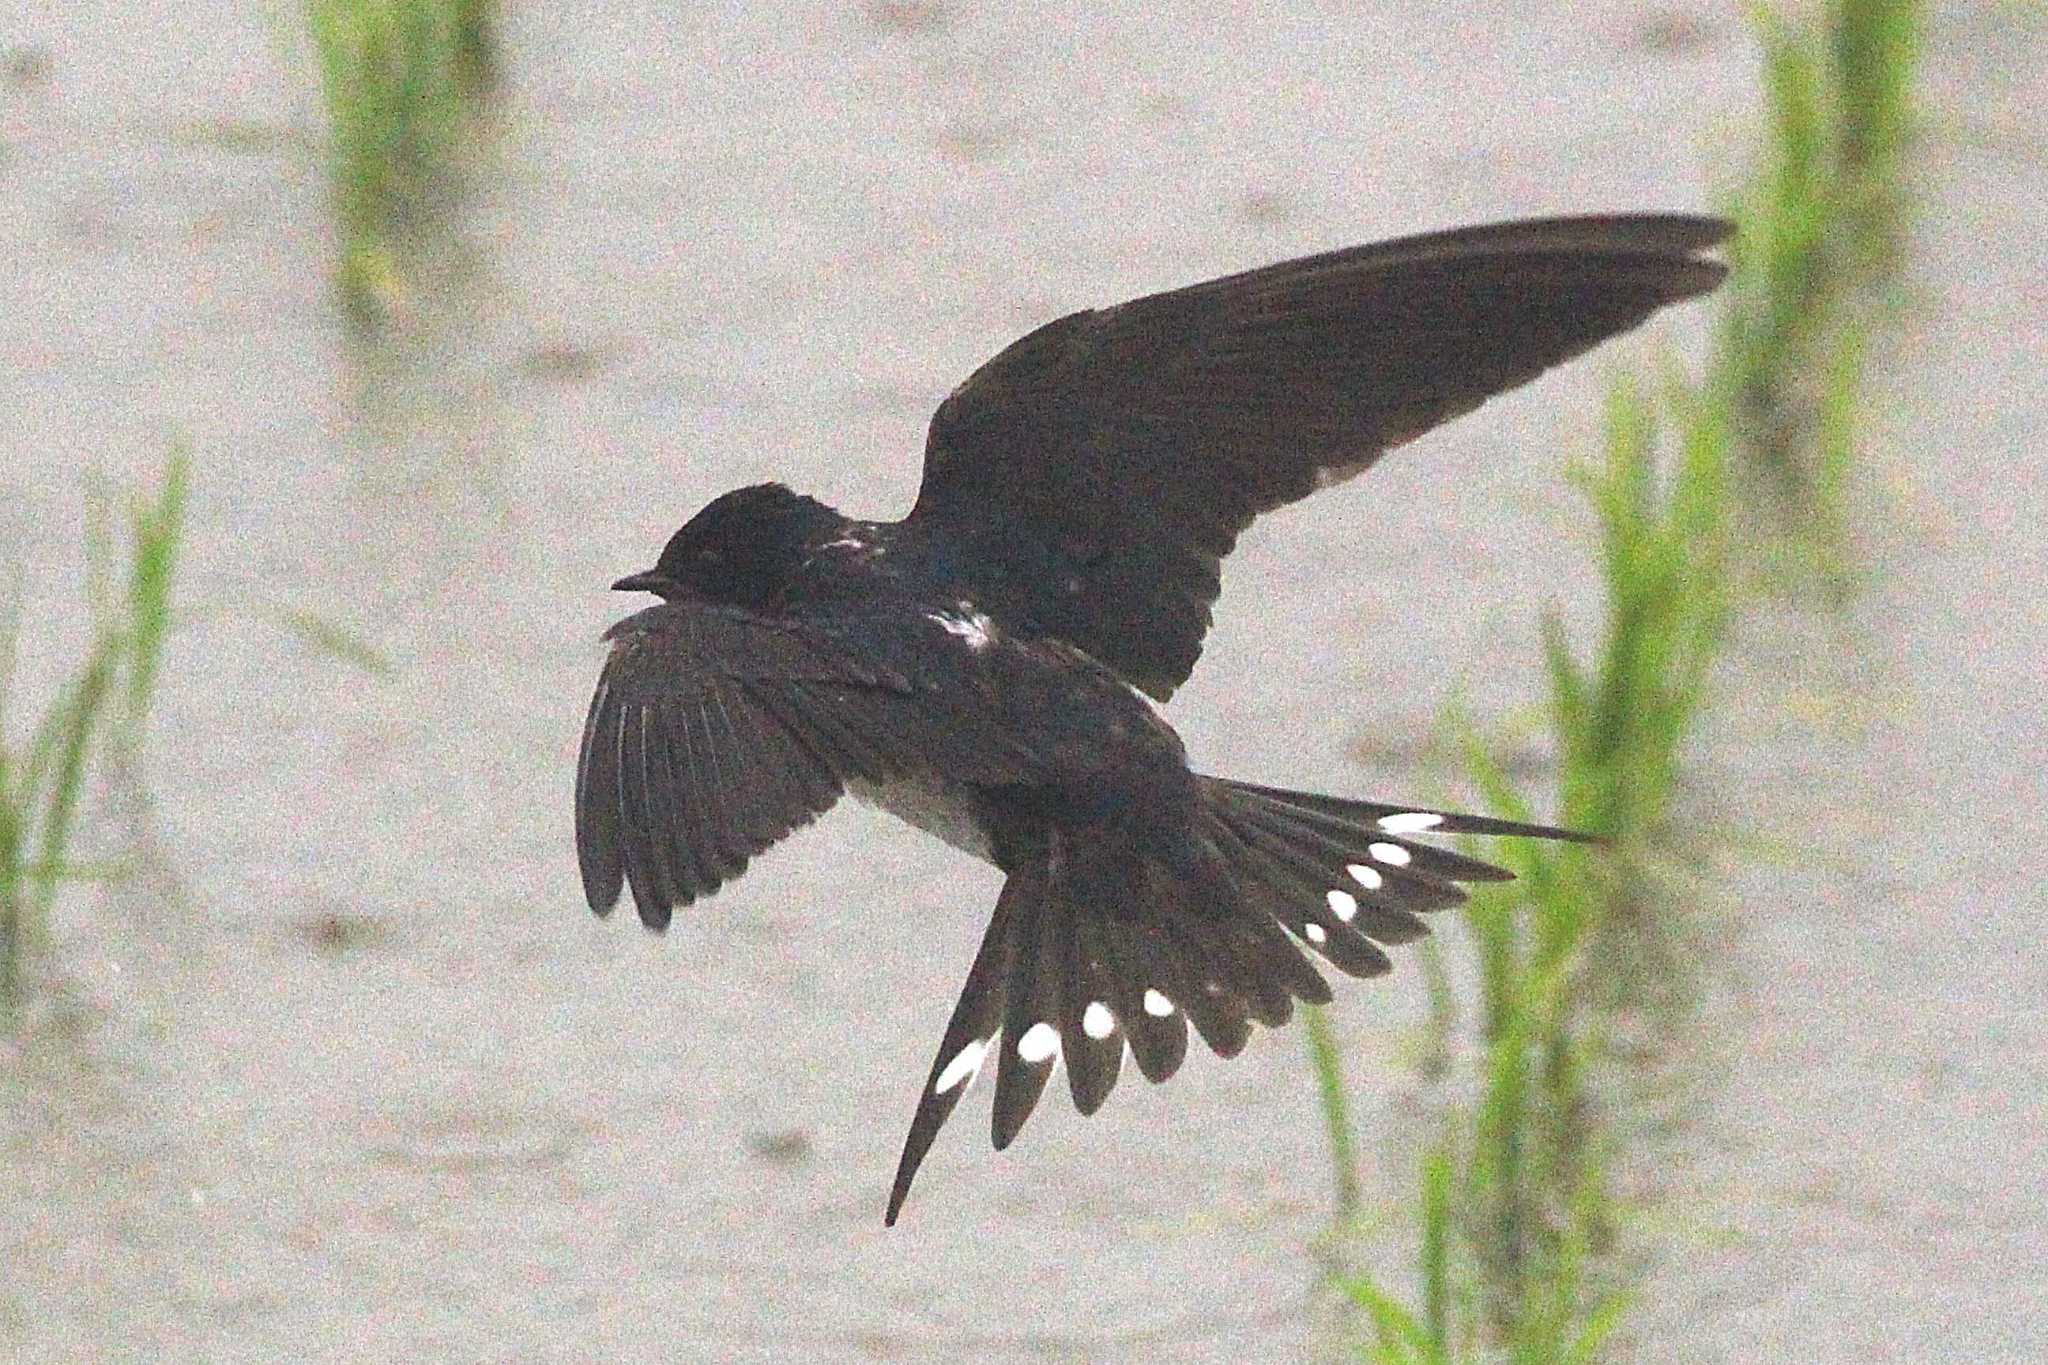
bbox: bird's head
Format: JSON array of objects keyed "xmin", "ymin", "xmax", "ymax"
[{"xmin": 613, "ymin": 482, "xmax": 841, "ymax": 611}]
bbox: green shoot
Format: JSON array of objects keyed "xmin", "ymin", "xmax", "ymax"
[
  {"xmin": 1, "ymin": 457, "xmax": 187, "ymax": 1022},
  {"xmin": 1322, "ymin": 4, "xmax": 1926, "ymax": 1354},
  {"xmin": 305, "ymin": 0, "xmax": 499, "ymax": 319}
]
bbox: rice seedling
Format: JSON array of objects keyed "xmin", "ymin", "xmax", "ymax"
[
  {"xmin": 305, "ymin": 0, "xmax": 500, "ymax": 319},
  {"xmin": 1724, "ymin": 0, "xmax": 1922, "ymax": 531},
  {"xmin": 275, "ymin": 607, "xmax": 400, "ymax": 679},
  {"xmin": 0, "ymin": 619, "xmax": 117, "ymax": 1022},
  {"xmin": 1348, "ymin": 1126, "xmax": 1625, "ymax": 1364},
  {"xmin": 0, "ymin": 458, "xmax": 187, "ymax": 1023},
  {"xmin": 1352, "ymin": 378, "xmax": 1732, "ymax": 1349},
  {"xmin": 118, "ymin": 454, "xmax": 188, "ymax": 734},
  {"xmin": 1316, "ymin": 4, "xmax": 1929, "ymax": 1348},
  {"xmin": 1723, "ymin": 8, "xmax": 1834, "ymax": 493},
  {"xmin": 1302, "ymin": 1004, "xmax": 1365, "ymax": 1226},
  {"xmin": 452, "ymin": 0, "xmax": 500, "ymax": 94},
  {"xmin": 1829, "ymin": 0, "xmax": 1923, "ymax": 270}
]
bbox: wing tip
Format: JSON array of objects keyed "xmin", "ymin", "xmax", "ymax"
[{"xmin": 1502, "ymin": 210, "xmax": 1737, "ymax": 257}]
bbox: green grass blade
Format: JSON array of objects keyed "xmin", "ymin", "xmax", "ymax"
[
  {"xmin": 1345, "ymin": 1274, "xmax": 1431, "ymax": 1362},
  {"xmin": 1420, "ymin": 1144, "xmax": 1453, "ymax": 1357},
  {"xmin": 4, "ymin": 457, "xmax": 188, "ymax": 1019},
  {"xmin": 31, "ymin": 643, "xmax": 116, "ymax": 914},
  {"xmin": 124, "ymin": 452, "xmax": 189, "ymax": 728},
  {"xmin": 305, "ymin": 0, "xmax": 502, "ymax": 319},
  {"xmin": 1319, "ymin": 5, "xmax": 1925, "ymax": 1357},
  {"xmin": 276, "ymin": 607, "xmax": 398, "ymax": 677},
  {"xmin": 1303, "ymin": 1004, "xmax": 1363, "ymax": 1225}
]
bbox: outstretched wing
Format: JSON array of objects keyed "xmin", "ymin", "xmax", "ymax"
[
  {"xmin": 906, "ymin": 213, "xmax": 1733, "ymax": 699},
  {"xmin": 576, "ymin": 600, "xmax": 1029, "ymax": 928}
]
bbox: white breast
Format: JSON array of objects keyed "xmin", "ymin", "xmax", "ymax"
[{"xmin": 848, "ymin": 775, "xmax": 996, "ymax": 864}]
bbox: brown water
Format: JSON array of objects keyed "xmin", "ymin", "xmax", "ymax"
[{"xmin": 3, "ymin": 2, "xmax": 2042, "ymax": 1360}]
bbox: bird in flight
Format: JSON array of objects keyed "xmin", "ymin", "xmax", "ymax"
[{"xmin": 575, "ymin": 213, "xmax": 1731, "ymax": 1225}]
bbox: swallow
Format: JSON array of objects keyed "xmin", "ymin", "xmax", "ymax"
[{"xmin": 575, "ymin": 213, "xmax": 1732, "ymax": 1224}]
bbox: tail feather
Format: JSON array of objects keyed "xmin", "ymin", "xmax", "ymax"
[
  {"xmin": 885, "ymin": 878, "xmax": 1015, "ymax": 1226},
  {"xmin": 992, "ymin": 865, "xmax": 1064, "ymax": 1151},
  {"xmin": 1177, "ymin": 912, "xmax": 1278, "ymax": 1040},
  {"xmin": 1225, "ymin": 779, "xmax": 1600, "ymax": 845},
  {"xmin": 882, "ymin": 776, "xmax": 1594, "ymax": 1225},
  {"xmin": 1206, "ymin": 814, "xmax": 1400, "ymax": 975},
  {"xmin": 1239, "ymin": 792, "xmax": 1526, "ymax": 886},
  {"xmin": 1062, "ymin": 914, "xmax": 1125, "ymax": 1116},
  {"xmin": 1211, "ymin": 902, "xmax": 1326, "ymax": 1022},
  {"xmin": 1141, "ymin": 913, "xmax": 1256, "ymax": 1057},
  {"xmin": 1217, "ymin": 801, "xmax": 1443, "ymax": 939},
  {"xmin": 1118, "ymin": 922, "xmax": 1189, "ymax": 1083},
  {"xmin": 1226, "ymin": 795, "xmax": 1470, "ymax": 906}
]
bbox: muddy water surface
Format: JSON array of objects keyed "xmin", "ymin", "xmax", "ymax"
[{"xmin": 3, "ymin": 2, "xmax": 2042, "ymax": 1361}]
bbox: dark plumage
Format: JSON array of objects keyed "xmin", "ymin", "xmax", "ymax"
[{"xmin": 574, "ymin": 213, "xmax": 1733, "ymax": 1224}]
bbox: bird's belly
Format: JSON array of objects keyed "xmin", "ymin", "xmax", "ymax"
[{"xmin": 849, "ymin": 776, "xmax": 996, "ymax": 865}]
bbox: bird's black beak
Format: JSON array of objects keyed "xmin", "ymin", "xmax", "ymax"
[{"xmin": 611, "ymin": 571, "xmax": 668, "ymax": 595}]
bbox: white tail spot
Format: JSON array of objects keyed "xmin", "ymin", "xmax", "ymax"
[
  {"xmin": 1326, "ymin": 888, "xmax": 1358, "ymax": 922},
  {"xmin": 1378, "ymin": 811, "xmax": 1444, "ymax": 834},
  {"xmin": 934, "ymin": 1037, "xmax": 990, "ymax": 1094},
  {"xmin": 1017, "ymin": 1021, "xmax": 1060, "ymax": 1063},
  {"xmin": 1368, "ymin": 842, "xmax": 1412, "ymax": 867},
  {"xmin": 1143, "ymin": 988, "xmax": 1175, "ymax": 1017},
  {"xmin": 1082, "ymin": 1001, "xmax": 1116, "ymax": 1040},
  {"xmin": 1304, "ymin": 923, "xmax": 1329, "ymax": 945},
  {"xmin": 1347, "ymin": 863, "xmax": 1384, "ymax": 891},
  {"xmin": 927, "ymin": 609, "xmax": 994, "ymax": 651}
]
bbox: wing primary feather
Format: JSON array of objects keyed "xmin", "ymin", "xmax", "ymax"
[
  {"xmin": 629, "ymin": 701, "xmax": 681, "ymax": 926},
  {"xmin": 656, "ymin": 698, "xmax": 718, "ymax": 900},
  {"xmin": 687, "ymin": 694, "xmax": 748, "ymax": 880},
  {"xmin": 658, "ymin": 696, "xmax": 725, "ymax": 897},
  {"xmin": 614, "ymin": 691, "xmax": 669, "ymax": 926},
  {"xmin": 701, "ymin": 688, "xmax": 758, "ymax": 855},
  {"xmin": 579, "ymin": 603, "xmax": 923, "ymax": 926},
  {"xmin": 574, "ymin": 674, "xmax": 624, "ymax": 914},
  {"xmin": 655, "ymin": 699, "xmax": 720, "ymax": 912}
]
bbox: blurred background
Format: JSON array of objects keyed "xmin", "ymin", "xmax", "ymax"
[{"xmin": 3, "ymin": 2, "xmax": 2042, "ymax": 1360}]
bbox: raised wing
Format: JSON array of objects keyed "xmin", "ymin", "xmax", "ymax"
[
  {"xmin": 575, "ymin": 600, "xmax": 1030, "ymax": 927},
  {"xmin": 907, "ymin": 213, "xmax": 1732, "ymax": 699}
]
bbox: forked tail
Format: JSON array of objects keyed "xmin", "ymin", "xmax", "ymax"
[{"xmin": 883, "ymin": 776, "xmax": 1595, "ymax": 1224}]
